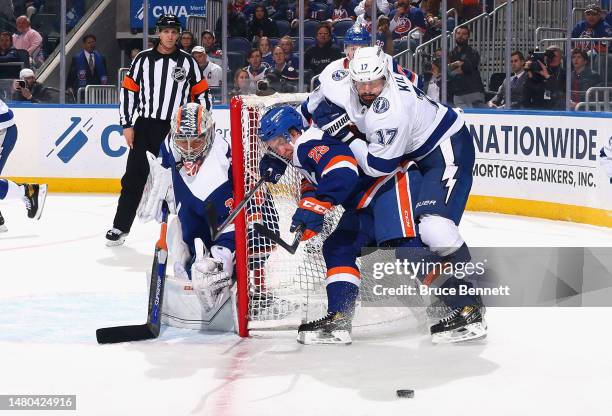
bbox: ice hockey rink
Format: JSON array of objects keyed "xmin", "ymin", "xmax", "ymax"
[{"xmin": 1, "ymin": 193, "xmax": 611, "ymax": 416}]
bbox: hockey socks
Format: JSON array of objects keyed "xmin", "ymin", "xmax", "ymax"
[{"xmin": 326, "ymin": 281, "xmax": 359, "ymax": 315}]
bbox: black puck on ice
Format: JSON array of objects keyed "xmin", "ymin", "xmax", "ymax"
[{"xmin": 396, "ymin": 389, "xmax": 414, "ymax": 398}]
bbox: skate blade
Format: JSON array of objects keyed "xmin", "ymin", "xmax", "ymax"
[
  {"xmin": 0, "ymin": 224, "xmax": 7, "ymax": 233},
  {"xmin": 33, "ymin": 184, "xmax": 48, "ymax": 220},
  {"xmin": 106, "ymin": 237, "xmax": 127, "ymax": 247},
  {"xmin": 431, "ymin": 322, "xmax": 488, "ymax": 344},
  {"xmin": 297, "ymin": 330, "xmax": 352, "ymax": 345}
]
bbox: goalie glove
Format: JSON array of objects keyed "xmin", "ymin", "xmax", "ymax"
[
  {"xmin": 137, "ymin": 152, "xmax": 176, "ymax": 223},
  {"xmin": 290, "ymin": 197, "xmax": 332, "ymax": 241},
  {"xmin": 191, "ymin": 238, "xmax": 233, "ymax": 310},
  {"xmin": 600, "ymin": 140, "xmax": 612, "ymax": 182}
]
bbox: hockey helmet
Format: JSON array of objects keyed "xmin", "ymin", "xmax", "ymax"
[
  {"xmin": 170, "ymin": 103, "xmax": 215, "ymax": 162},
  {"xmin": 348, "ymin": 46, "xmax": 389, "ymax": 83},
  {"xmin": 344, "ymin": 23, "xmax": 371, "ymax": 47},
  {"xmin": 258, "ymin": 106, "xmax": 303, "ymax": 143},
  {"xmin": 156, "ymin": 14, "xmax": 182, "ymax": 31}
]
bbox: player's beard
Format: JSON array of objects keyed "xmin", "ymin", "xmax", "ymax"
[{"xmin": 359, "ymin": 93, "xmax": 377, "ymax": 106}]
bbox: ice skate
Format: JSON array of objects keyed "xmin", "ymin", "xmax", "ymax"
[
  {"xmin": 105, "ymin": 228, "xmax": 129, "ymax": 246},
  {"xmin": 297, "ymin": 311, "xmax": 353, "ymax": 345},
  {"xmin": 430, "ymin": 304, "xmax": 487, "ymax": 344},
  {"xmin": 23, "ymin": 183, "xmax": 47, "ymax": 220},
  {"xmin": 0, "ymin": 210, "xmax": 7, "ymax": 232}
]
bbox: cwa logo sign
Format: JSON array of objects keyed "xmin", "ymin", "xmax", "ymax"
[{"xmin": 131, "ymin": 0, "xmax": 206, "ymax": 29}]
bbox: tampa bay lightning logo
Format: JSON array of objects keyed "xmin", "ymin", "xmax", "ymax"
[
  {"xmin": 372, "ymin": 97, "xmax": 390, "ymax": 114},
  {"xmin": 332, "ymin": 70, "xmax": 348, "ymax": 81}
]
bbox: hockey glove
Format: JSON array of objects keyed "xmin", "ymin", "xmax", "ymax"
[
  {"xmin": 600, "ymin": 142, "xmax": 612, "ymax": 182},
  {"xmin": 191, "ymin": 238, "xmax": 233, "ymax": 310},
  {"xmin": 259, "ymin": 153, "xmax": 287, "ymax": 184},
  {"xmin": 290, "ymin": 197, "xmax": 332, "ymax": 241},
  {"xmin": 137, "ymin": 152, "xmax": 176, "ymax": 223}
]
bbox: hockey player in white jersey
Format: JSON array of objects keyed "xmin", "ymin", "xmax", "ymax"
[
  {"xmin": 300, "ymin": 23, "xmax": 419, "ymax": 134},
  {"xmin": 0, "ymin": 99, "xmax": 47, "ymax": 232},
  {"xmin": 138, "ymin": 103, "xmax": 235, "ymax": 330},
  {"xmin": 342, "ymin": 46, "xmax": 486, "ymax": 343}
]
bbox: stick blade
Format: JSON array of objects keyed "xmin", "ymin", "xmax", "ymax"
[
  {"xmin": 96, "ymin": 324, "xmax": 156, "ymax": 344},
  {"xmin": 253, "ymin": 223, "xmax": 301, "ymax": 254}
]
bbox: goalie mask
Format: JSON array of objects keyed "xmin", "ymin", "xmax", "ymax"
[{"xmin": 171, "ymin": 103, "xmax": 215, "ymax": 174}]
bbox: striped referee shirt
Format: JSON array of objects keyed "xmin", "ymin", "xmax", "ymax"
[{"xmin": 120, "ymin": 47, "xmax": 211, "ymax": 127}]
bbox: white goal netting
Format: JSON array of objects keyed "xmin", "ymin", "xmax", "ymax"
[{"xmin": 231, "ymin": 94, "xmax": 421, "ymax": 334}]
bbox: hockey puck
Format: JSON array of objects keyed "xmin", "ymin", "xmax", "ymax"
[{"xmin": 396, "ymin": 389, "xmax": 414, "ymax": 398}]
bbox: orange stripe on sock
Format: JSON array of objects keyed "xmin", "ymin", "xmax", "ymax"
[{"xmin": 326, "ymin": 267, "xmax": 360, "ymax": 278}]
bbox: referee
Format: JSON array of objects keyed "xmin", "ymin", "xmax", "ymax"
[{"xmin": 106, "ymin": 14, "xmax": 211, "ymax": 246}]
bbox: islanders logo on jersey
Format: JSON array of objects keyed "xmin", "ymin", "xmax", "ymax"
[
  {"xmin": 332, "ymin": 70, "xmax": 348, "ymax": 81},
  {"xmin": 372, "ymin": 97, "xmax": 390, "ymax": 114}
]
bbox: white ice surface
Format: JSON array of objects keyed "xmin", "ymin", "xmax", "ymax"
[{"xmin": 1, "ymin": 194, "xmax": 611, "ymax": 416}]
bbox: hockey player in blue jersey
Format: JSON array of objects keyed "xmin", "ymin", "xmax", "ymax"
[
  {"xmin": 342, "ymin": 46, "xmax": 485, "ymax": 343},
  {"xmin": 139, "ymin": 103, "xmax": 234, "ymax": 322},
  {"xmin": 258, "ymin": 105, "xmax": 423, "ymax": 344},
  {"xmin": 0, "ymin": 99, "xmax": 47, "ymax": 232}
]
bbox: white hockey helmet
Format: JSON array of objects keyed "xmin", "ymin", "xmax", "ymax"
[
  {"xmin": 170, "ymin": 103, "xmax": 215, "ymax": 162},
  {"xmin": 348, "ymin": 46, "xmax": 389, "ymax": 84}
]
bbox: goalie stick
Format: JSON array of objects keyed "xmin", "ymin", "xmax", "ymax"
[{"xmin": 96, "ymin": 202, "xmax": 170, "ymax": 344}]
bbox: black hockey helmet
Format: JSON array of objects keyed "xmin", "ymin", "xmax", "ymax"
[{"xmin": 156, "ymin": 14, "xmax": 182, "ymax": 31}]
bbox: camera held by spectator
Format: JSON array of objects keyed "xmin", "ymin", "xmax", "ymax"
[
  {"xmin": 526, "ymin": 49, "xmax": 556, "ymax": 76},
  {"xmin": 12, "ymin": 67, "xmax": 49, "ymax": 103}
]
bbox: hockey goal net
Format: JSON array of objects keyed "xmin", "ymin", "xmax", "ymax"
[{"xmin": 230, "ymin": 94, "xmax": 417, "ymax": 337}]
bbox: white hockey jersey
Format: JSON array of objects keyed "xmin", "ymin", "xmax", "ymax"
[
  {"xmin": 0, "ymin": 99, "xmax": 15, "ymax": 130},
  {"xmin": 347, "ymin": 72, "xmax": 464, "ymax": 177},
  {"xmin": 201, "ymin": 61, "xmax": 223, "ymax": 87}
]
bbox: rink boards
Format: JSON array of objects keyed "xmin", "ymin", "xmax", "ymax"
[{"xmin": 3, "ymin": 104, "xmax": 611, "ymax": 227}]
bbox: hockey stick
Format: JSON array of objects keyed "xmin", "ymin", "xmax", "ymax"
[
  {"xmin": 208, "ymin": 172, "xmax": 270, "ymax": 242},
  {"xmin": 96, "ymin": 202, "xmax": 170, "ymax": 344},
  {"xmin": 253, "ymin": 222, "xmax": 304, "ymax": 254}
]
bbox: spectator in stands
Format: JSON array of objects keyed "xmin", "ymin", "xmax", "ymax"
[
  {"xmin": 0, "ymin": 31, "xmax": 20, "ymax": 63},
  {"xmin": 522, "ymin": 45, "xmax": 566, "ymax": 110},
  {"xmin": 13, "ymin": 1, "xmax": 41, "ymax": 19},
  {"xmin": 571, "ymin": 4, "xmax": 612, "ymax": 54},
  {"xmin": 288, "ymin": 1, "xmax": 327, "ymax": 36},
  {"xmin": 355, "ymin": 0, "xmax": 390, "ymax": 18},
  {"xmin": 12, "ymin": 15, "xmax": 42, "ymax": 67},
  {"xmin": 261, "ymin": 0, "xmax": 288, "ymax": 21},
  {"xmin": 232, "ymin": 0, "xmax": 256, "ymax": 20},
  {"xmin": 215, "ymin": 1, "xmax": 249, "ymax": 40},
  {"xmin": 230, "ymin": 68, "xmax": 255, "ymax": 96},
  {"xmin": 179, "ymin": 30, "xmax": 196, "ymax": 53},
  {"xmin": 422, "ymin": 57, "xmax": 442, "ymax": 102},
  {"xmin": 244, "ymin": 48, "xmax": 269, "ymax": 84},
  {"xmin": 258, "ymin": 36, "xmax": 273, "ymax": 65},
  {"xmin": 304, "ymin": 22, "xmax": 343, "ymax": 76},
  {"xmin": 279, "ymin": 35, "xmax": 299, "ymax": 67},
  {"xmin": 249, "ymin": 4, "xmax": 278, "ymax": 41},
  {"xmin": 0, "ymin": 2, "xmax": 15, "ymax": 33},
  {"xmin": 265, "ymin": 45, "xmax": 299, "ymax": 80},
  {"xmin": 487, "ymin": 50, "xmax": 526, "ymax": 109},
  {"xmin": 201, "ymin": 30, "xmax": 220, "ymax": 56},
  {"xmin": 570, "ymin": 48, "xmax": 602, "ymax": 109},
  {"xmin": 421, "ymin": 0, "xmax": 460, "ymax": 42},
  {"xmin": 389, "ymin": 0, "xmax": 426, "ymax": 40},
  {"xmin": 331, "ymin": 0, "xmax": 358, "ymax": 22},
  {"xmin": 331, "ymin": 0, "xmax": 357, "ymax": 22},
  {"xmin": 11, "ymin": 67, "xmax": 49, "ymax": 102},
  {"xmin": 66, "ymin": 34, "xmax": 108, "ymax": 98},
  {"xmin": 448, "ymin": 26, "xmax": 484, "ymax": 107},
  {"xmin": 375, "ymin": 15, "xmax": 394, "ymax": 55},
  {"xmin": 192, "ymin": 46, "xmax": 222, "ymax": 87}
]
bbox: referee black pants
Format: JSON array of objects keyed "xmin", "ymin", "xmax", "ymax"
[{"xmin": 113, "ymin": 117, "xmax": 171, "ymax": 233}]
